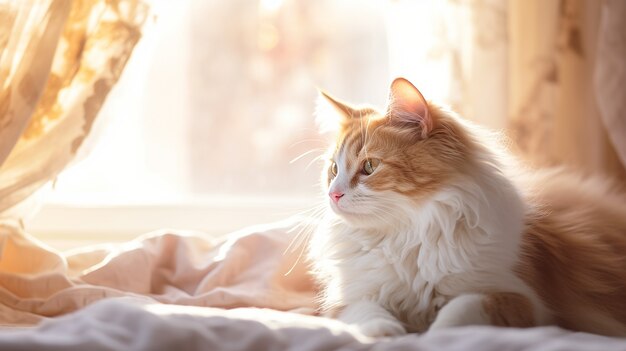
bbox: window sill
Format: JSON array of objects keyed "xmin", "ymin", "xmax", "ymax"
[{"xmin": 26, "ymin": 195, "xmax": 318, "ymax": 250}]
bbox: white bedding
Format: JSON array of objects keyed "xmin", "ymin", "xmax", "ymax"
[
  {"xmin": 1, "ymin": 218, "xmax": 626, "ymax": 350},
  {"xmin": 1, "ymin": 298, "xmax": 625, "ymax": 351}
]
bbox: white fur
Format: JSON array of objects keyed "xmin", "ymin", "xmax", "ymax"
[
  {"xmin": 339, "ymin": 300, "xmax": 406, "ymax": 337},
  {"xmin": 429, "ymin": 294, "xmax": 491, "ymax": 329},
  {"xmin": 308, "ymin": 124, "xmax": 550, "ymax": 336}
]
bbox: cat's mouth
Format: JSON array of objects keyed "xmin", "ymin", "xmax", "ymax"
[
  {"xmin": 329, "ymin": 199, "xmax": 349, "ymax": 214},
  {"xmin": 329, "ymin": 200, "xmax": 364, "ymax": 217},
  {"xmin": 329, "ymin": 200, "xmax": 343, "ymax": 212},
  {"xmin": 329, "ymin": 201, "xmax": 388, "ymax": 229}
]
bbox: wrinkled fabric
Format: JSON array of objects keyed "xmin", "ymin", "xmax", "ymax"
[
  {"xmin": 1, "ymin": 219, "xmax": 626, "ymax": 350},
  {"xmin": 1, "ymin": 298, "xmax": 625, "ymax": 351},
  {"xmin": 0, "ymin": 218, "xmax": 316, "ymax": 326}
]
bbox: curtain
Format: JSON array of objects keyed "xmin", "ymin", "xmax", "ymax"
[
  {"xmin": 387, "ymin": 0, "xmax": 626, "ymax": 180},
  {"xmin": 0, "ymin": 0, "xmax": 148, "ymax": 325},
  {"xmin": 508, "ymin": 0, "xmax": 626, "ymax": 178},
  {"xmin": 0, "ymin": 0, "xmax": 148, "ymax": 218}
]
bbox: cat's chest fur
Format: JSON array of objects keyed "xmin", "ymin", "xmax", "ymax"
[
  {"xmin": 310, "ymin": 223, "xmax": 472, "ymax": 332},
  {"xmin": 309, "ymin": 200, "xmax": 527, "ymax": 332}
]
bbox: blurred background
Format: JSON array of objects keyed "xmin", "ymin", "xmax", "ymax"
[
  {"xmin": 1, "ymin": 0, "xmax": 624, "ymax": 246},
  {"xmin": 43, "ymin": 0, "xmax": 390, "ymax": 202},
  {"xmin": 50, "ymin": 0, "xmax": 626, "ymax": 201}
]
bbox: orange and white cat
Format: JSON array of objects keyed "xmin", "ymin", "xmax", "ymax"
[{"xmin": 308, "ymin": 78, "xmax": 626, "ymax": 337}]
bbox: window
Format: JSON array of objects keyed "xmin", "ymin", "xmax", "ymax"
[{"xmin": 29, "ymin": 0, "xmax": 390, "ymax": 247}]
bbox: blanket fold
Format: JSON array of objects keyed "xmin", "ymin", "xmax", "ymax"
[{"xmin": 0, "ymin": 219, "xmax": 317, "ymax": 326}]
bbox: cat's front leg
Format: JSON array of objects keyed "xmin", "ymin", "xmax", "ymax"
[
  {"xmin": 429, "ymin": 293, "xmax": 535, "ymax": 330},
  {"xmin": 338, "ymin": 300, "xmax": 406, "ymax": 337}
]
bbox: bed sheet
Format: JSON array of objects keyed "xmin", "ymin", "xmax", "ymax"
[{"xmin": 1, "ymin": 218, "xmax": 625, "ymax": 350}]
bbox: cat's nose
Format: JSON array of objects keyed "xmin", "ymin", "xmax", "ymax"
[{"xmin": 329, "ymin": 191, "xmax": 344, "ymax": 203}]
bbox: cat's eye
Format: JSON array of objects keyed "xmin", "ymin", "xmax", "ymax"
[
  {"xmin": 362, "ymin": 158, "xmax": 380, "ymax": 175},
  {"xmin": 330, "ymin": 162, "xmax": 338, "ymax": 176}
]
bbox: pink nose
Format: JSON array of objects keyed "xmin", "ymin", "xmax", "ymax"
[{"xmin": 329, "ymin": 191, "xmax": 344, "ymax": 203}]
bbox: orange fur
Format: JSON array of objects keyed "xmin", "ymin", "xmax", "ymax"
[
  {"xmin": 482, "ymin": 293, "xmax": 535, "ymax": 327},
  {"xmin": 517, "ymin": 170, "xmax": 626, "ymax": 336}
]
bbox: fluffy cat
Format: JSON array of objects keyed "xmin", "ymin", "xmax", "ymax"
[{"xmin": 307, "ymin": 77, "xmax": 626, "ymax": 337}]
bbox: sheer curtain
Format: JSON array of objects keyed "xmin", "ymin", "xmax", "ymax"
[
  {"xmin": 0, "ymin": 0, "xmax": 148, "ymax": 218},
  {"xmin": 387, "ymin": 0, "xmax": 626, "ymax": 180},
  {"xmin": 508, "ymin": 0, "xmax": 626, "ymax": 178},
  {"xmin": 0, "ymin": 0, "xmax": 147, "ymax": 324}
]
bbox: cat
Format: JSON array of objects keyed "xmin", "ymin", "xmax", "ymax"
[{"xmin": 307, "ymin": 77, "xmax": 626, "ymax": 337}]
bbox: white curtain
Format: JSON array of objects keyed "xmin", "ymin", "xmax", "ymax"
[{"xmin": 0, "ymin": 0, "xmax": 148, "ymax": 217}]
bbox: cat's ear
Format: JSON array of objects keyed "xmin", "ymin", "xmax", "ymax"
[
  {"xmin": 318, "ymin": 90, "xmax": 361, "ymax": 119},
  {"xmin": 386, "ymin": 78, "xmax": 432, "ymax": 138},
  {"xmin": 315, "ymin": 90, "xmax": 359, "ymax": 133}
]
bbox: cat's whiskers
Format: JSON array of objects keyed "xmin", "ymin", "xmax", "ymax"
[
  {"xmin": 283, "ymin": 204, "xmax": 327, "ymax": 276},
  {"xmin": 284, "ymin": 204, "xmax": 326, "ymax": 254},
  {"xmin": 286, "ymin": 203, "xmax": 324, "ymax": 230},
  {"xmin": 304, "ymin": 154, "xmax": 326, "ymax": 171},
  {"xmin": 289, "ymin": 148, "xmax": 327, "ymax": 164},
  {"xmin": 341, "ymin": 193, "xmax": 403, "ymax": 229},
  {"xmin": 288, "ymin": 138, "xmax": 328, "ymax": 148},
  {"xmin": 356, "ymin": 196, "xmax": 408, "ymax": 229}
]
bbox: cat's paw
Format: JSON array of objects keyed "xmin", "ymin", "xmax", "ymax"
[
  {"xmin": 355, "ymin": 318, "xmax": 406, "ymax": 338},
  {"xmin": 429, "ymin": 294, "xmax": 488, "ymax": 331}
]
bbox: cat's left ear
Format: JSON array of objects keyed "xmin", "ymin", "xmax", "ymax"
[
  {"xmin": 318, "ymin": 90, "xmax": 360, "ymax": 119},
  {"xmin": 386, "ymin": 78, "xmax": 433, "ymax": 138},
  {"xmin": 315, "ymin": 90, "xmax": 359, "ymax": 133}
]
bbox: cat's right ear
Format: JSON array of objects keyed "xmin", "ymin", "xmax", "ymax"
[
  {"xmin": 386, "ymin": 78, "xmax": 433, "ymax": 139},
  {"xmin": 315, "ymin": 90, "xmax": 357, "ymax": 134}
]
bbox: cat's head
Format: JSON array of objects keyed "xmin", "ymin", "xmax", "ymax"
[{"xmin": 317, "ymin": 78, "xmax": 476, "ymax": 229}]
